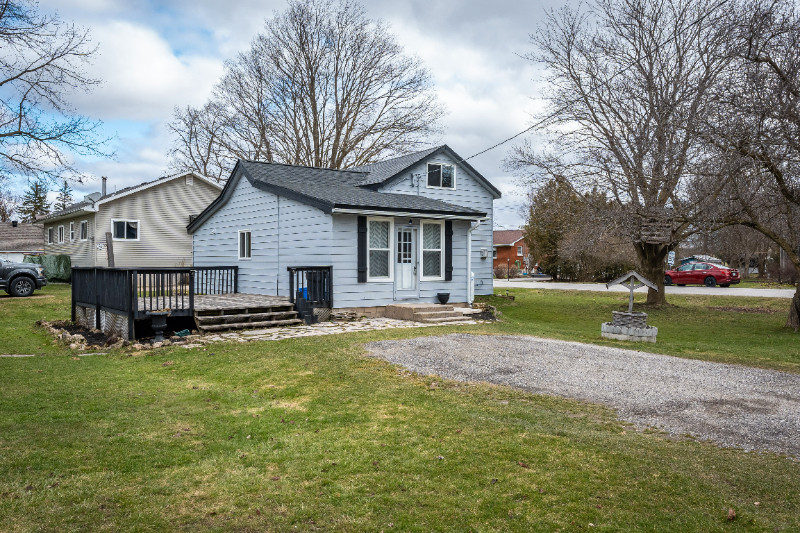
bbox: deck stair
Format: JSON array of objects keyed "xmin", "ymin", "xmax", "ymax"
[
  {"xmin": 194, "ymin": 303, "xmax": 302, "ymax": 333},
  {"xmin": 384, "ymin": 303, "xmax": 475, "ymax": 324}
]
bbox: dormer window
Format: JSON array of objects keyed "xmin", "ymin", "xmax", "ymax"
[{"xmin": 427, "ymin": 163, "xmax": 455, "ymax": 189}]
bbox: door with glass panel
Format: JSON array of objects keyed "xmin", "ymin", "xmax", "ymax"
[{"xmin": 395, "ymin": 226, "xmax": 418, "ymax": 296}]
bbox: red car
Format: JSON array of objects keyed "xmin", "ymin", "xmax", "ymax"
[{"xmin": 664, "ymin": 262, "xmax": 740, "ymax": 287}]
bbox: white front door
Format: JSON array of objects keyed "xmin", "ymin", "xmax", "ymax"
[{"xmin": 395, "ymin": 227, "xmax": 417, "ymax": 296}]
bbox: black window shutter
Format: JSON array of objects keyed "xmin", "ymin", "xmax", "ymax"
[
  {"xmin": 444, "ymin": 220, "xmax": 453, "ymax": 281},
  {"xmin": 357, "ymin": 216, "xmax": 367, "ymax": 283}
]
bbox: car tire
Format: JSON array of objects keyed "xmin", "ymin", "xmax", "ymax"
[
  {"xmin": 9, "ymin": 276, "xmax": 35, "ymax": 297},
  {"xmin": 704, "ymin": 276, "xmax": 717, "ymax": 288},
  {"xmin": 664, "ymin": 275, "xmax": 673, "ymax": 286}
]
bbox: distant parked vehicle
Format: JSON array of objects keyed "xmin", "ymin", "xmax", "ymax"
[
  {"xmin": 0, "ymin": 258, "xmax": 47, "ymax": 297},
  {"xmin": 664, "ymin": 262, "xmax": 740, "ymax": 288}
]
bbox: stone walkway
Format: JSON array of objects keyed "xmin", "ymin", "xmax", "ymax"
[{"xmin": 175, "ymin": 317, "xmax": 482, "ymax": 348}]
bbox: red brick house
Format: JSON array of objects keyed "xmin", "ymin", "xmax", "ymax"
[{"xmin": 493, "ymin": 229, "xmax": 529, "ymax": 272}]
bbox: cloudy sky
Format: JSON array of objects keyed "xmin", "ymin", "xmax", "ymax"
[{"xmin": 32, "ymin": 0, "xmax": 560, "ymax": 228}]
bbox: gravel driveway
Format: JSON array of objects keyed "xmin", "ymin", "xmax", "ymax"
[{"xmin": 365, "ymin": 334, "xmax": 800, "ymax": 457}]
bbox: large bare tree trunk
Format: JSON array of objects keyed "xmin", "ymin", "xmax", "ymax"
[
  {"xmin": 634, "ymin": 242, "xmax": 668, "ymax": 305},
  {"xmin": 788, "ymin": 283, "xmax": 800, "ymax": 332}
]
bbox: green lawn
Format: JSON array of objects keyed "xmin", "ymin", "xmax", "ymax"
[
  {"xmin": 1, "ymin": 284, "xmax": 799, "ymax": 532},
  {"xmin": 479, "ymin": 288, "xmax": 800, "ymax": 373}
]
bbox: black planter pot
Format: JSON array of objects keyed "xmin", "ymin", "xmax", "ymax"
[
  {"xmin": 436, "ymin": 292, "xmax": 450, "ymax": 304},
  {"xmin": 147, "ymin": 311, "xmax": 170, "ymax": 342}
]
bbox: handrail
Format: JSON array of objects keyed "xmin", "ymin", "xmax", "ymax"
[
  {"xmin": 287, "ymin": 266, "xmax": 333, "ymax": 308},
  {"xmin": 71, "ymin": 266, "xmax": 239, "ymax": 339}
]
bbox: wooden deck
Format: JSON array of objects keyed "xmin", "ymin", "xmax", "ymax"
[{"xmin": 193, "ymin": 293, "xmax": 291, "ymax": 312}]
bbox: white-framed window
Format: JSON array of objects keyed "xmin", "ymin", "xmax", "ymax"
[
  {"xmin": 57, "ymin": 225, "xmax": 64, "ymax": 244},
  {"xmin": 79, "ymin": 220, "xmax": 88, "ymax": 241},
  {"xmin": 238, "ymin": 230, "xmax": 251, "ymax": 260},
  {"xmin": 421, "ymin": 221, "xmax": 444, "ymax": 279},
  {"xmin": 492, "ymin": 248, "xmax": 497, "ymax": 259},
  {"xmin": 517, "ymin": 245, "xmax": 523, "ymax": 256},
  {"xmin": 47, "ymin": 227, "xmax": 54, "ymax": 244},
  {"xmin": 367, "ymin": 218, "xmax": 393, "ymax": 280},
  {"xmin": 69, "ymin": 222, "xmax": 75, "ymax": 242},
  {"xmin": 426, "ymin": 163, "xmax": 456, "ymax": 189},
  {"xmin": 111, "ymin": 219, "xmax": 139, "ymax": 241}
]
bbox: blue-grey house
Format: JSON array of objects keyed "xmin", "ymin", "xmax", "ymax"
[{"xmin": 188, "ymin": 145, "xmax": 500, "ymax": 313}]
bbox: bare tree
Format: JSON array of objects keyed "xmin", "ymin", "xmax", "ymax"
[
  {"xmin": 168, "ymin": 0, "xmax": 443, "ymax": 181},
  {"xmin": 509, "ymin": 0, "xmax": 734, "ymax": 304},
  {"xmin": 701, "ymin": 0, "xmax": 800, "ymax": 329},
  {"xmin": 0, "ymin": 184, "xmax": 15, "ymax": 221},
  {"xmin": 0, "ymin": 0, "xmax": 110, "ymax": 184}
]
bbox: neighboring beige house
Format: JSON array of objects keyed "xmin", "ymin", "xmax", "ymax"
[
  {"xmin": 37, "ymin": 172, "xmax": 222, "ymax": 267},
  {"xmin": 0, "ymin": 221, "xmax": 44, "ymax": 262}
]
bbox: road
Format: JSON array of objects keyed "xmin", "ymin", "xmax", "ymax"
[{"xmin": 494, "ymin": 279, "xmax": 795, "ymax": 298}]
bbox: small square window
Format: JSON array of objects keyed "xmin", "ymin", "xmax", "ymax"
[
  {"xmin": 492, "ymin": 248, "xmax": 497, "ymax": 259},
  {"xmin": 427, "ymin": 163, "xmax": 455, "ymax": 189},
  {"xmin": 112, "ymin": 219, "xmax": 138, "ymax": 240}
]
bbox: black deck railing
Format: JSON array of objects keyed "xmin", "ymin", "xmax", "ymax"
[
  {"xmin": 72, "ymin": 266, "xmax": 238, "ymax": 339},
  {"xmin": 288, "ymin": 266, "xmax": 333, "ymax": 311}
]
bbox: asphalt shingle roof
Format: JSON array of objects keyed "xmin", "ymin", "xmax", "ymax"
[
  {"xmin": 494, "ymin": 229, "xmax": 525, "ymax": 246},
  {"xmin": 240, "ymin": 160, "xmax": 485, "ymax": 217},
  {"xmin": 349, "ymin": 146, "xmax": 440, "ymax": 186},
  {"xmin": 0, "ymin": 222, "xmax": 43, "ymax": 252}
]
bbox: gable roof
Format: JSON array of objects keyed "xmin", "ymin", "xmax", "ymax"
[
  {"xmin": 350, "ymin": 145, "xmax": 502, "ymax": 198},
  {"xmin": 37, "ymin": 172, "xmax": 221, "ymax": 224},
  {"xmin": 0, "ymin": 222, "xmax": 43, "ymax": 252},
  {"xmin": 494, "ymin": 229, "xmax": 525, "ymax": 246},
  {"xmin": 188, "ymin": 159, "xmax": 488, "ymax": 233}
]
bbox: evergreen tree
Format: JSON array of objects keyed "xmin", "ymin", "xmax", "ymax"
[
  {"xmin": 18, "ymin": 179, "xmax": 50, "ymax": 222},
  {"xmin": 55, "ymin": 179, "xmax": 73, "ymax": 211}
]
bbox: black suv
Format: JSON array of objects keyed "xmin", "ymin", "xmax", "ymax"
[{"xmin": 0, "ymin": 258, "xmax": 48, "ymax": 297}]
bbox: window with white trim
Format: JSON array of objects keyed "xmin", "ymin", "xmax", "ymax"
[
  {"xmin": 79, "ymin": 220, "xmax": 88, "ymax": 241},
  {"xmin": 517, "ymin": 245, "xmax": 523, "ymax": 256},
  {"xmin": 112, "ymin": 219, "xmax": 139, "ymax": 240},
  {"xmin": 47, "ymin": 227, "xmax": 54, "ymax": 244},
  {"xmin": 422, "ymin": 222, "xmax": 444, "ymax": 279},
  {"xmin": 492, "ymin": 248, "xmax": 497, "ymax": 259},
  {"xmin": 427, "ymin": 163, "xmax": 455, "ymax": 189},
  {"xmin": 367, "ymin": 219, "xmax": 392, "ymax": 279},
  {"xmin": 238, "ymin": 230, "xmax": 251, "ymax": 259},
  {"xmin": 69, "ymin": 222, "xmax": 75, "ymax": 242},
  {"xmin": 58, "ymin": 225, "xmax": 64, "ymax": 244}
]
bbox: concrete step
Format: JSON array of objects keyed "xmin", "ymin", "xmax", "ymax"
[
  {"xmin": 385, "ymin": 303, "xmax": 456, "ymax": 321},
  {"xmin": 197, "ymin": 318, "xmax": 303, "ymax": 333},
  {"xmin": 413, "ymin": 310, "xmax": 465, "ymax": 320}
]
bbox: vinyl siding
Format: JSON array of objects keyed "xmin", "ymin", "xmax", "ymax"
[
  {"xmin": 378, "ymin": 152, "xmax": 495, "ymax": 295},
  {"xmin": 330, "ymin": 215, "xmax": 471, "ymax": 308},
  {"xmin": 192, "ymin": 173, "xmax": 334, "ymax": 297},
  {"xmin": 93, "ymin": 177, "xmax": 220, "ymax": 267},
  {"xmin": 42, "ymin": 215, "xmax": 96, "ymax": 267}
]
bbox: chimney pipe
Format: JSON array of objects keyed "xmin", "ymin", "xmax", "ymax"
[
  {"xmin": 102, "ymin": 176, "xmax": 107, "ymax": 197},
  {"xmin": 12, "ymin": 220, "xmax": 18, "ymax": 227}
]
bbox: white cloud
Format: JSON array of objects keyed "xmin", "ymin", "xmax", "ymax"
[{"xmin": 68, "ymin": 20, "xmax": 224, "ymax": 121}]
